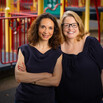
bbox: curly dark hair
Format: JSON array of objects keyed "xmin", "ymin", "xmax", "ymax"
[{"xmin": 28, "ymin": 13, "xmax": 62, "ymax": 49}]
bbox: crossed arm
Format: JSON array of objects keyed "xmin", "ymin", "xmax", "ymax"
[{"xmin": 15, "ymin": 49, "xmax": 62, "ymax": 87}]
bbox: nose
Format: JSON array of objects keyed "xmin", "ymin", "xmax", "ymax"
[
  {"xmin": 68, "ymin": 25, "xmax": 73, "ymax": 29},
  {"xmin": 68, "ymin": 24, "xmax": 72, "ymax": 28},
  {"xmin": 44, "ymin": 28, "xmax": 48, "ymax": 33}
]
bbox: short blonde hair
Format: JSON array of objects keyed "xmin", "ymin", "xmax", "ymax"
[{"xmin": 61, "ymin": 11, "xmax": 89, "ymax": 41}]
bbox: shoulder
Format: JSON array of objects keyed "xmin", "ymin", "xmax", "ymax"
[
  {"xmin": 85, "ymin": 36, "xmax": 98, "ymax": 41},
  {"xmin": 86, "ymin": 36, "xmax": 103, "ymax": 53},
  {"xmin": 18, "ymin": 44, "xmax": 30, "ymax": 56},
  {"xmin": 54, "ymin": 46, "xmax": 62, "ymax": 54},
  {"xmin": 19, "ymin": 44, "xmax": 30, "ymax": 52},
  {"xmin": 51, "ymin": 46, "xmax": 62, "ymax": 59},
  {"xmin": 19, "ymin": 44, "xmax": 29, "ymax": 49},
  {"xmin": 84, "ymin": 36, "xmax": 99, "ymax": 45},
  {"xmin": 87, "ymin": 36, "xmax": 100, "ymax": 46}
]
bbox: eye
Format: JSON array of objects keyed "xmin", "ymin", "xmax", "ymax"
[
  {"xmin": 49, "ymin": 27, "xmax": 53, "ymax": 30},
  {"xmin": 64, "ymin": 24, "xmax": 68, "ymax": 28},
  {"xmin": 72, "ymin": 23, "xmax": 78, "ymax": 28},
  {"xmin": 41, "ymin": 25, "xmax": 45, "ymax": 28}
]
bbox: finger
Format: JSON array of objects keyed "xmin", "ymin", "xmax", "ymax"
[
  {"xmin": 22, "ymin": 62, "xmax": 26, "ymax": 69},
  {"xmin": 18, "ymin": 65, "xmax": 25, "ymax": 71}
]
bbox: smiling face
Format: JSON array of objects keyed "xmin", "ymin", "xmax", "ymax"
[
  {"xmin": 38, "ymin": 18, "xmax": 54, "ymax": 41},
  {"xmin": 63, "ymin": 16, "xmax": 79, "ymax": 40}
]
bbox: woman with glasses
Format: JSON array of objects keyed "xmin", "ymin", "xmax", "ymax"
[{"xmin": 55, "ymin": 11, "xmax": 103, "ymax": 103}]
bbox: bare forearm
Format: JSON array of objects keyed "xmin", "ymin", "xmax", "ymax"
[
  {"xmin": 15, "ymin": 60, "xmax": 52, "ymax": 83},
  {"xmin": 35, "ymin": 76, "xmax": 60, "ymax": 87},
  {"xmin": 15, "ymin": 70, "xmax": 52, "ymax": 83}
]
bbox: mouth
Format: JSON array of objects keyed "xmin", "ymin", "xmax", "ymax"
[
  {"xmin": 67, "ymin": 31, "xmax": 75, "ymax": 34},
  {"xmin": 42, "ymin": 34, "xmax": 50, "ymax": 38}
]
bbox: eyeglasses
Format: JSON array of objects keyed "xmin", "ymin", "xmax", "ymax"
[{"xmin": 62, "ymin": 23, "xmax": 78, "ymax": 29}]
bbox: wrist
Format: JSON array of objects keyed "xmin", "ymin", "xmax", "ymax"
[{"xmin": 32, "ymin": 81, "xmax": 36, "ymax": 84}]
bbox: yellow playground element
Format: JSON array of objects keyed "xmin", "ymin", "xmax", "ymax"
[
  {"xmin": 84, "ymin": 0, "xmax": 90, "ymax": 32},
  {"xmin": 5, "ymin": 0, "xmax": 11, "ymax": 52}
]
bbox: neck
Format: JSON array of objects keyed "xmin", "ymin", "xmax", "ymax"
[
  {"xmin": 36, "ymin": 40, "xmax": 50, "ymax": 49},
  {"xmin": 65, "ymin": 38, "xmax": 78, "ymax": 45}
]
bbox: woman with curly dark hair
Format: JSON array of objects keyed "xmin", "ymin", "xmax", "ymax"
[
  {"xmin": 15, "ymin": 13, "xmax": 62, "ymax": 103},
  {"xmin": 27, "ymin": 13, "xmax": 62, "ymax": 49}
]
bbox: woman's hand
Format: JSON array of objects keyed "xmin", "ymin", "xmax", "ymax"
[
  {"xmin": 18, "ymin": 62, "xmax": 26, "ymax": 72},
  {"xmin": 17, "ymin": 62, "xmax": 52, "ymax": 78}
]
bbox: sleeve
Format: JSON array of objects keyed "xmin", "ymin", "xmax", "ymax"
[
  {"xmin": 89, "ymin": 37, "xmax": 103, "ymax": 69},
  {"xmin": 18, "ymin": 44, "xmax": 30, "ymax": 64}
]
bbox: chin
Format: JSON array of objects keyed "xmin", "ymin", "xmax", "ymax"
[
  {"xmin": 42, "ymin": 37, "xmax": 50, "ymax": 41},
  {"xmin": 67, "ymin": 35, "xmax": 75, "ymax": 39}
]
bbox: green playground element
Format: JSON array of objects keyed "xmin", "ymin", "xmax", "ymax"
[{"xmin": 44, "ymin": 0, "xmax": 60, "ymax": 15}]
